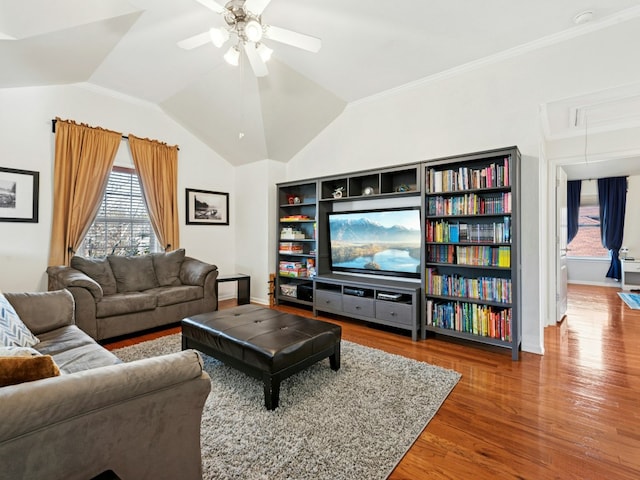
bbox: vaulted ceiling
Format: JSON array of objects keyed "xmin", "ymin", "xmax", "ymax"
[{"xmin": 2, "ymin": 0, "xmax": 640, "ymax": 166}]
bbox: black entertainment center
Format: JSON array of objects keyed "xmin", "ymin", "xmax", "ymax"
[{"xmin": 276, "ymin": 146, "xmax": 521, "ymax": 359}]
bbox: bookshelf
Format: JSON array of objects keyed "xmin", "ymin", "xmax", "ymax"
[
  {"xmin": 423, "ymin": 147, "xmax": 521, "ymax": 360},
  {"xmin": 275, "ymin": 181, "xmax": 318, "ymax": 307},
  {"xmin": 274, "ymin": 146, "xmax": 521, "ymax": 359}
]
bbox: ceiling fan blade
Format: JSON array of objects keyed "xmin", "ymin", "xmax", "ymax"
[
  {"xmin": 195, "ymin": 0, "xmax": 225, "ymax": 14},
  {"xmin": 244, "ymin": 43, "xmax": 269, "ymax": 77},
  {"xmin": 244, "ymin": 0, "xmax": 272, "ymax": 15},
  {"xmin": 177, "ymin": 31, "xmax": 211, "ymax": 50},
  {"xmin": 264, "ymin": 25, "xmax": 321, "ymax": 53}
]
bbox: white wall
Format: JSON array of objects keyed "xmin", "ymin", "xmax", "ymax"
[
  {"xmin": 283, "ymin": 17, "xmax": 640, "ymax": 355},
  {"xmin": 567, "ymin": 258, "xmax": 612, "ymax": 285},
  {"xmin": 623, "ymin": 175, "xmax": 640, "ymax": 258},
  {"xmin": 0, "ymin": 84, "xmax": 236, "ymax": 292},
  {"xmin": 234, "ymin": 159, "xmax": 286, "ymax": 304}
]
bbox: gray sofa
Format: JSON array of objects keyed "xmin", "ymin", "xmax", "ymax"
[
  {"xmin": 47, "ymin": 249, "xmax": 218, "ymax": 341},
  {"xmin": 0, "ymin": 289, "xmax": 211, "ymax": 480}
]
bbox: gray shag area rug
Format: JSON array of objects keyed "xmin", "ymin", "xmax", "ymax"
[{"xmin": 114, "ymin": 334, "xmax": 461, "ymax": 480}]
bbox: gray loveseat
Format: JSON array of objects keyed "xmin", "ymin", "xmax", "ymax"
[
  {"xmin": 0, "ymin": 289, "xmax": 211, "ymax": 480},
  {"xmin": 47, "ymin": 249, "xmax": 218, "ymax": 341}
]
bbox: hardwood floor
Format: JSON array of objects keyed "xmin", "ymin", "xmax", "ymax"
[{"xmin": 104, "ymin": 286, "xmax": 640, "ymax": 479}]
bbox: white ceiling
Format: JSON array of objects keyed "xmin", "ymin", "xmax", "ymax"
[
  {"xmin": 2, "ymin": 0, "xmax": 640, "ymax": 166},
  {"xmin": 543, "ymin": 82, "xmax": 640, "ymax": 180}
]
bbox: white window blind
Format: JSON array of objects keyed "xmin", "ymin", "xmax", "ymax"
[{"xmin": 79, "ymin": 167, "xmax": 158, "ymax": 257}]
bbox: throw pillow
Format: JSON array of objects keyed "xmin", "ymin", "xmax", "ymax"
[
  {"xmin": 0, "ymin": 346, "xmax": 41, "ymax": 357},
  {"xmin": 152, "ymin": 248, "xmax": 185, "ymax": 286},
  {"xmin": 0, "ymin": 293, "xmax": 39, "ymax": 348},
  {"xmin": 108, "ymin": 255, "xmax": 160, "ymax": 292},
  {"xmin": 71, "ymin": 256, "xmax": 118, "ymax": 295},
  {"xmin": 0, "ymin": 355, "xmax": 60, "ymax": 387}
]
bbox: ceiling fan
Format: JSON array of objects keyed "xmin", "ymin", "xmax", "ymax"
[{"xmin": 178, "ymin": 0, "xmax": 321, "ymax": 77}]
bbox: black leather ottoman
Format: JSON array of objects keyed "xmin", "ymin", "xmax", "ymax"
[{"xmin": 181, "ymin": 304, "xmax": 341, "ymax": 410}]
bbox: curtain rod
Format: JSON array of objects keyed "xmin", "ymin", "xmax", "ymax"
[{"xmin": 51, "ymin": 119, "xmax": 179, "ymax": 151}]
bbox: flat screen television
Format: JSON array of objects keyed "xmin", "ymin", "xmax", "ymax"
[{"xmin": 327, "ymin": 207, "xmax": 422, "ymax": 279}]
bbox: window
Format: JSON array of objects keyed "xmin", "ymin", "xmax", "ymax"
[
  {"xmin": 79, "ymin": 167, "xmax": 159, "ymax": 257},
  {"xmin": 567, "ymin": 196, "xmax": 608, "ymax": 258}
]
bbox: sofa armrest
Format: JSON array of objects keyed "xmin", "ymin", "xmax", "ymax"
[
  {"xmin": 0, "ymin": 350, "xmax": 211, "ymax": 480},
  {"xmin": 47, "ymin": 266, "xmax": 103, "ymax": 301},
  {"xmin": 4, "ymin": 290, "xmax": 75, "ymax": 335},
  {"xmin": 180, "ymin": 257, "xmax": 218, "ymax": 286},
  {"xmin": 66, "ymin": 287, "xmax": 99, "ymax": 340}
]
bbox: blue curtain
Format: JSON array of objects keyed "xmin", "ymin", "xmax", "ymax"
[
  {"xmin": 567, "ymin": 180, "xmax": 581, "ymax": 244},
  {"xmin": 597, "ymin": 176, "xmax": 628, "ymax": 280}
]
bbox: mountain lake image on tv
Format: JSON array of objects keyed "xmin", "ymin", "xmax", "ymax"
[{"xmin": 328, "ymin": 208, "xmax": 421, "ymax": 278}]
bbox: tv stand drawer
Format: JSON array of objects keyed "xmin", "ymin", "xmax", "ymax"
[
  {"xmin": 315, "ymin": 290, "xmax": 343, "ymax": 310},
  {"xmin": 313, "ymin": 274, "xmax": 421, "ymax": 341},
  {"xmin": 343, "ymin": 295, "xmax": 374, "ymax": 317},
  {"xmin": 376, "ymin": 301, "xmax": 413, "ymax": 327}
]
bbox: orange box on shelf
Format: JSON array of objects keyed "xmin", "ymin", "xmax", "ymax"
[
  {"xmin": 279, "ymin": 215, "xmax": 310, "ymax": 221},
  {"xmin": 279, "ymin": 242, "xmax": 304, "ymax": 254}
]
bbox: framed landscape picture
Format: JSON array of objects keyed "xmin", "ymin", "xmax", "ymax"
[
  {"xmin": 0, "ymin": 167, "xmax": 39, "ymax": 223},
  {"xmin": 185, "ymin": 188, "xmax": 229, "ymax": 225}
]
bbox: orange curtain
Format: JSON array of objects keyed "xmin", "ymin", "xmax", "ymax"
[
  {"xmin": 48, "ymin": 118, "xmax": 121, "ymax": 266},
  {"xmin": 128, "ymin": 134, "xmax": 179, "ymax": 251}
]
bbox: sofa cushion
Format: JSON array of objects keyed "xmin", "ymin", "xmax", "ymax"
[
  {"xmin": 147, "ymin": 285, "xmax": 203, "ymax": 307},
  {"xmin": 35, "ymin": 325, "xmax": 120, "ymax": 373},
  {"xmin": 96, "ymin": 292, "xmax": 157, "ymax": 318},
  {"xmin": 108, "ymin": 255, "xmax": 159, "ymax": 292},
  {"xmin": 152, "ymin": 249, "xmax": 185, "ymax": 286},
  {"xmin": 0, "ymin": 293, "xmax": 39, "ymax": 348},
  {"xmin": 0, "ymin": 354, "xmax": 60, "ymax": 387},
  {"xmin": 71, "ymin": 256, "xmax": 117, "ymax": 295},
  {"xmin": 35, "ymin": 325, "xmax": 96, "ymax": 356}
]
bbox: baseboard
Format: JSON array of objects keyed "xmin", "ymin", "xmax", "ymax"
[
  {"xmin": 218, "ymin": 293, "xmax": 269, "ymax": 305},
  {"xmin": 568, "ymin": 280, "xmax": 621, "ymax": 288}
]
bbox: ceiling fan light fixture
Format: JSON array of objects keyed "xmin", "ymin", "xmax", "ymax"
[
  {"xmin": 244, "ymin": 19, "xmax": 263, "ymax": 42},
  {"xmin": 256, "ymin": 43, "xmax": 273, "ymax": 62},
  {"xmin": 209, "ymin": 27, "xmax": 229, "ymax": 48},
  {"xmin": 180, "ymin": 0, "xmax": 321, "ymax": 77},
  {"xmin": 224, "ymin": 45, "xmax": 240, "ymax": 66}
]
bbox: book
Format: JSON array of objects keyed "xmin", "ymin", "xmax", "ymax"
[{"xmin": 449, "ymin": 223, "xmax": 460, "ymax": 243}]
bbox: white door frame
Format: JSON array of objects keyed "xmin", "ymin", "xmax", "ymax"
[
  {"xmin": 555, "ymin": 167, "xmax": 568, "ymax": 323},
  {"xmin": 546, "ymin": 164, "xmax": 558, "ymax": 326}
]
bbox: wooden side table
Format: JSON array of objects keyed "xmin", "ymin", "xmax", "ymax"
[{"xmin": 215, "ymin": 274, "xmax": 251, "ymax": 305}]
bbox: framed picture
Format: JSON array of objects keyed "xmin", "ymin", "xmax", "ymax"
[
  {"xmin": 0, "ymin": 167, "xmax": 39, "ymax": 223},
  {"xmin": 185, "ymin": 188, "xmax": 229, "ymax": 225}
]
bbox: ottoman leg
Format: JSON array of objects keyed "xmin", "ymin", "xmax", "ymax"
[
  {"xmin": 263, "ymin": 374, "xmax": 281, "ymax": 410},
  {"xmin": 329, "ymin": 342, "xmax": 341, "ymax": 371}
]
